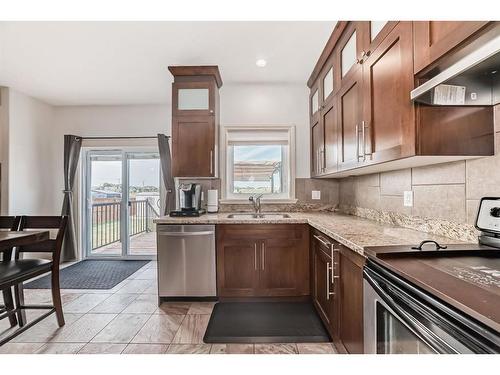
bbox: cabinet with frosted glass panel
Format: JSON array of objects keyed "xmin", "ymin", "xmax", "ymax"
[
  {"xmin": 309, "ymin": 48, "xmax": 338, "ymax": 176},
  {"xmin": 309, "ymin": 21, "xmax": 495, "ymax": 179},
  {"xmin": 169, "ymin": 66, "xmax": 222, "ymax": 177}
]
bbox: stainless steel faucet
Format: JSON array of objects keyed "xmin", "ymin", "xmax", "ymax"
[{"xmin": 249, "ymin": 194, "xmax": 263, "ymax": 214}]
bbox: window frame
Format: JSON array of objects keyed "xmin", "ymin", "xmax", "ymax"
[{"xmin": 220, "ymin": 125, "xmax": 297, "ymax": 203}]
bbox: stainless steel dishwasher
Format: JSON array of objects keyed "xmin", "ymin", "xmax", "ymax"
[{"xmin": 157, "ymin": 224, "xmax": 216, "ymax": 299}]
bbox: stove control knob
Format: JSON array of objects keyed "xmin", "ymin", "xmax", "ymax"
[{"xmin": 490, "ymin": 207, "xmax": 500, "ymax": 218}]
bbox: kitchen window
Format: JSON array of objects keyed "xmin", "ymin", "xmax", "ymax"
[{"xmin": 221, "ymin": 125, "xmax": 296, "ymax": 202}]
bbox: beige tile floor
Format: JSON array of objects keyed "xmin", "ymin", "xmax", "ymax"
[{"xmin": 0, "ymin": 261, "xmax": 337, "ymax": 354}]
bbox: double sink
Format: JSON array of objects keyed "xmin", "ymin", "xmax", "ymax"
[{"xmin": 226, "ymin": 213, "xmax": 291, "ymax": 219}]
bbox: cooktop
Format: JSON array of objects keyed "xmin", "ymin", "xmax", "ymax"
[{"xmin": 364, "ymin": 244, "xmax": 500, "ymax": 333}]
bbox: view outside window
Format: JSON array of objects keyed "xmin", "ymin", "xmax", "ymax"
[
  {"xmin": 232, "ymin": 145, "xmax": 283, "ymax": 195},
  {"xmin": 88, "ymin": 152, "xmax": 160, "ymax": 257}
]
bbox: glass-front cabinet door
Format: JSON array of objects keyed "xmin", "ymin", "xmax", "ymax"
[
  {"xmin": 311, "ymin": 88, "xmax": 319, "ymax": 117},
  {"xmin": 370, "ymin": 21, "xmax": 388, "ymax": 41},
  {"xmin": 341, "ymin": 30, "xmax": 358, "ymax": 78},
  {"xmin": 322, "ymin": 66, "xmax": 334, "ymax": 101},
  {"xmin": 173, "ymin": 81, "xmax": 215, "ymax": 117},
  {"xmin": 177, "ymin": 88, "xmax": 209, "ymax": 110}
]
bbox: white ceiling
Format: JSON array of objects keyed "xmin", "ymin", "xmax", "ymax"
[{"xmin": 0, "ymin": 21, "xmax": 336, "ymax": 106}]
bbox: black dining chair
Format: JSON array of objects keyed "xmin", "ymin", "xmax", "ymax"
[
  {"xmin": 0, "ymin": 216, "xmax": 67, "ymax": 346},
  {"xmin": 0, "ymin": 216, "xmax": 21, "ymax": 328}
]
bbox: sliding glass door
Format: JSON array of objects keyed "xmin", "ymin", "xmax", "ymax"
[
  {"xmin": 85, "ymin": 149, "xmax": 160, "ymax": 259},
  {"xmin": 127, "ymin": 152, "xmax": 161, "ymax": 256}
]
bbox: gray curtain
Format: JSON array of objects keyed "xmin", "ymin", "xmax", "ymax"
[
  {"xmin": 61, "ymin": 134, "xmax": 82, "ymax": 262},
  {"xmin": 158, "ymin": 134, "xmax": 175, "ymax": 215}
]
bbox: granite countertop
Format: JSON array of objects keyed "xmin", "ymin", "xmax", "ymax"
[{"xmin": 154, "ymin": 212, "xmax": 468, "ymax": 255}]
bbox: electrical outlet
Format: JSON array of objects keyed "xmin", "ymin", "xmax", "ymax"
[
  {"xmin": 404, "ymin": 191, "xmax": 413, "ymax": 207},
  {"xmin": 311, "ymin": 190, "xmax": 321, "ymax": 200}
]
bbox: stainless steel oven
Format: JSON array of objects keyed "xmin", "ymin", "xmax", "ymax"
[{"xmin": 364, "ymin": 260, "xmax": 499, "ymax": 354}]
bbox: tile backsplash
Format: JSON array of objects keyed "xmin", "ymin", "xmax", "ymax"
[
  {"xmin": 176, "ymin": 177, "xmax": 340, "ymax": 212},
  {"xmin": 337, "ymin": 131, "xmax": 500, "ymax": 242}
]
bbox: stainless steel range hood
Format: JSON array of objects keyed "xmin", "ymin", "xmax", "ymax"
[{"xmin": 411, "ymin": 32, "xmax": 500, "ymax": 106}]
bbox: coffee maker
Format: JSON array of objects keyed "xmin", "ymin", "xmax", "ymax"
[{"xmin": 169, "ymin": 183, "xmax": 205, "ymax": 217}]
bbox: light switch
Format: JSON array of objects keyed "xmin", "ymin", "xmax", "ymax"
[
  {"xmin": 404, "ymin": 191, "xmax": 413, "ymax": 207},
  {"xmin": 312, "ymin": 190, "xmax": 321, "ymax": 200}
]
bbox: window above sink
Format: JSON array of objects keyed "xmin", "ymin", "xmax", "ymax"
[{"xmin": 220, "ymin": 125, "xmax": 297, "ymax": 203}]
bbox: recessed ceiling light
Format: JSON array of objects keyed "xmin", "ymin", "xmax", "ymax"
[{"xmin": 256, "ymin": 59, "xmax": 267, "ymax": 68}]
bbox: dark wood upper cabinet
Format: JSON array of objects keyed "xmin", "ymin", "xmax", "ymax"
[
  {"xmin": 308, "ymin": 21, "xmax": 495, "ymax": 178},
  {"xmin": 216, "ymin": 224, "xmax": 309, "ymax": 298},
  {"xmin": 172, "ymin": 80, "xmax": 216, "ymax": 117},
  {"xmin": 310, "ymin": 80, "xmax": 324, "ymax": 177},
  {"xmin": 322, "ymin": 95, "xmax": 338, "ymax": 173},
  {"xmin": 311, "ymin": 116, "xmax": 324, "ymax": 177},
  {"xmin": 362, "ymin": 21, "xmax": 416, "ymax": 163},
  {"xmin": 413, "ymin": 21, "xmax": 490, "ymax": 74},
  {"xmin": 337, "ymin": 68, "xmax": 363, "ymax": 171},
  {"xmin": 169, "ymin": 65, "xmax": 222, "ymax": 177},
  {"xmin": 358, "ymin": 21, "xmax": 399, "ymax": 58},
  {"xmin": 172, "ymin": 115, "xmax": 216, "ymax": 178},
  {"xmin": 337, "ymin": 22, "xmax": 364, "ymax": 85}
]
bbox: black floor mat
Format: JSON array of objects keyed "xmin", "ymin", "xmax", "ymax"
[
  {"xmin": 203, "ymin": 302, "xmax": 331, "ymax": 343},
  {"xmin": 24, "ymin": 260, "xmax": 149, "ymax": 290}
]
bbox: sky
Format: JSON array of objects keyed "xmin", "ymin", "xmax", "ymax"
[
  {"xmin": 234, "ymin": 145, "xmax": 281, "ymax": 162},
  {"xmin": 91, "ymin": 158, "xmax": 160, "ymax": 188}
]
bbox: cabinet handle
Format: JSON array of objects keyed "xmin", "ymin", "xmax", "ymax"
[
  {"xmin": 355, "ymin": 124, "xmax": 360, "ymax": 161},
  {"xmin": 261, "ymin": 242, "xmax": 265, "ymax": 270},
  {"xmin": 361, "ymin": 120, "xmax": 366, "ymax": 161},
  {"xmin": 209, "ymin": 150, "xmax": 213, "ymax": 175},
  {"xmin": 326, "ymin": 262, "xmax": 335, "ymax": 300},
  {"xmin": 316, "ymin": 149, "xmax": 320, "ymax": 174},
  {"xmin": 314, "ymin": 234, "xmax": 331, "ymax": 248},
  {"xmin": 254, "ymin": 243, "xmax": 257, "ymax": 270},
  {"xmin": 330, "ymin": 245, "xmax": 339, "ymax": 261},
  {"xmin": 320, "ymin": 148, "xmax": 325, "ymax": 172},
  {"xmin": 363, "ymin": 120, "xmax": 372, "ymax": 159}
]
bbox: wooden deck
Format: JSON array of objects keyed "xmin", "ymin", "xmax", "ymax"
[{"xmin": 91, "ymin": 231, "xmax": 156, "ymax": 256}]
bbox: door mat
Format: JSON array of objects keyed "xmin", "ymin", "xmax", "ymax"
[{"xmin": 24, "ymin": 260, "xmax": 150, "ymax": 290}]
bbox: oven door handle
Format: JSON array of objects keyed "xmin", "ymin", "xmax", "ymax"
[{"xmin": 364, "ymin": 269, "xmax": 457, "ymax": 354}]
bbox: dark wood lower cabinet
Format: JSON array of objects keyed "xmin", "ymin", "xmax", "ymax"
[
  {"xmin": 216, "ymin": 224, "xmax": 309, "ymax": 298},
  {"xmin": 217, "ymin": 224, "xmax": 365, "ymax": 353},
  {"xmin": 338, "ymin": 245, "xmax": 365, "ymax": 354},
  {"xmin": 216, "ymin": 237, "xmax": 259, "ymax": 297},
  {"xmin": 311, "ymin": 229, "xmax": 365, "ymax": 353},
  {"xmin": 311, "ymin": 230, "xmax": 339, "ymax": 340}
]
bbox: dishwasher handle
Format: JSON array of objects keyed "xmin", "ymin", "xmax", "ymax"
[{"xmin": 158, "ymin": 231, "xmax": 214, "ymax": 237}]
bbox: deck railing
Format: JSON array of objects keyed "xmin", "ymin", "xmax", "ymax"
[{"xmin": 91, "ymin": 200, "xmax": 159, "ymax": 250}]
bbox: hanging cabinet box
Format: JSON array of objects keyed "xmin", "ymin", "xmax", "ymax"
[
  {"xmin": 169, "ymin": 66, "xmax": 222, "ymax": 177},
  {"xmin": 307, "ymin": 21, "xmax": 496, "ymax": 179}
]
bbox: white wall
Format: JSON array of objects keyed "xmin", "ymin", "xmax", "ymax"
[
  {"xmin": 52, "ymin": 82, "xmax": 311, "ymax": 184},
  {"xmin": 50, "ymin": 104, "xmax": 171, "ymax": 212},
  {"xmin": 220, "ymin": 83, "xmax": 310, "ymax": 178},
  {"xmin": 0, "ymin": 87, "xmax": 10, "ymax": 214},
  {"xmin": 0, "ymin": 82, "xmax": 310, "ymax": 215},
  {"xmin": 7, "ymin": 89, "xmax": 57, "ymax": 215}
]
